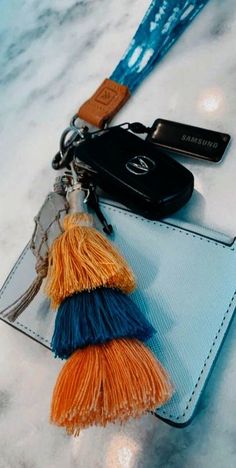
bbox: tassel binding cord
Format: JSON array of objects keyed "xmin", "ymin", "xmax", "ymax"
[
  {"xmin": 0, "ymin": 189, "xmax": 68, "ymax": 323},
  {"xmin": 46, "ymin": 189, "xmax": 173, "ymax": 435},
  {"xmin": 45, "ymin": 213, "xmax": 136, "ymax": 309},
  {"xmin": 1, "ymin": 256, "xmax": 48, "ymax": 322}
]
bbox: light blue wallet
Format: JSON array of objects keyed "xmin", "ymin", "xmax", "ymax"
[{"xmin": 1, "ymin": 201, "xmax": 236, "ymax": 426}]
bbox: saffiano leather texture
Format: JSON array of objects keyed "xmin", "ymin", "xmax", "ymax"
[{"xmin": 1, "ymin": 202, "xmax": 236, "ymax": 426}]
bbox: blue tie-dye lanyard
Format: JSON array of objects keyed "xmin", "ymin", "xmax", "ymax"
[
  {"xmin": 55, "ymin": 0, "xmax": 210, "ymax": 168},
  {"xmin": 111, "ymin": 0, "xmax": 210, "ymax": 92}
]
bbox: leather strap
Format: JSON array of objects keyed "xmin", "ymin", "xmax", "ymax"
[
  {"xmin": 77, "ymin": 1, "xmax": 210, "ymax": 128},
  {"xmin": 77, "ymin": 79, "xmax": 130, "ymax": 128}
]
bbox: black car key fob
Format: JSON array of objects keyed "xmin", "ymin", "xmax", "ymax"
[{"xmin": 74, "ymin": 127, "xmax": 194, "ymax": 219}]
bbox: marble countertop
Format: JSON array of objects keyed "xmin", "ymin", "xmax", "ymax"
[{"xmin": 1, "ymin": 1, "xmax": 236, "ymax": 467}]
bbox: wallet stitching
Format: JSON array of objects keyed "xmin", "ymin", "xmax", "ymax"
[
  {"xmin": 105, "ymin": 206, "xmax": 235, "ymax": 250},
  {"xmin": 0, "ymin": 208, "xmax": 235, "ymax": 422},
  {"xmin": 158, "ymin": 289, "xmax": 236, "ymax": 422},
  {"xmin": 105, "ymin": 206, "xmax": 236, "ymax": 421},
  {"xmin": 15, "ymin": 321, "xmax": 49, "ymax": 344},
  {"xmin": 2, "ymin": 245, "xmax": 235, "ymax": 422},
  {"xmin": 0, "ymin": 246, "xmax": 49, "ymax": 345},
  {"xmin": 0, "ymin": 245, "xmax": 29, "ymax": 300}
]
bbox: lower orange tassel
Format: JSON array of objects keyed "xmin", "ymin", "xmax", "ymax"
[{"xmin": 51, "ymin": 338, "xmax": 172, "ymax": 436}]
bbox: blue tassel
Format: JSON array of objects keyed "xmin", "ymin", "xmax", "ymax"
[{"xmin": 51, "ymin": 288, "xmax": 155, "ymax": 359}]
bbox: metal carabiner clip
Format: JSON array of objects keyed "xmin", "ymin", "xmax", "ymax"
[{"xmin": 52, "ymin": 116, "xmax": 90, "ymax": 170}]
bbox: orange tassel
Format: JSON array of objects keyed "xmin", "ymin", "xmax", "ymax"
[
  {"xmin": 50, "ymin": 338, "xmax": 172, "ymax": 435},
  {"xmin": 45, "ymin": 213, "xmax": 136, "ymax": 308}
]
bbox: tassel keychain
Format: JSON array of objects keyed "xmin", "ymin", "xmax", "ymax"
[
  {"xmin": 47, "ymin": 164, "xmax": 172, "ymax": 435},
  {"xmin": 0, "ymin": 0, "xmax": 214, "ymax": 437}
]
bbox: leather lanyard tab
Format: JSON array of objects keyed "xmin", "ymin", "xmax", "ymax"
[
  {"xmin": 77, "ymin": 78, "xmax": 130, "ymax": 128},
  {"xmin": 77, "ymin": 2, "xmax": 210, "ymax": 128}
]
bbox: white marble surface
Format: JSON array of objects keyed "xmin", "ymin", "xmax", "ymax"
[{"xmin": 1, "ymin": 0, "xmax": 236, "ymax": 467}]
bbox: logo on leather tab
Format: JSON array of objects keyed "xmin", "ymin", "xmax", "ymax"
[
  {"xmin": 96, "ymin": 87, "xmax": 117, "ymax": 106},
  {"xmin": 77, "ymin": 78, "xmax": 130, "ymax": 128},
  {"xmin": 125, "ymin": 156, "xmax": 156, "ymax": 175}
]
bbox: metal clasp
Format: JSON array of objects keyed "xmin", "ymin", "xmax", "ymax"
[{"xmin": 52, "ymin": 116, "xmax": 92, "ymax": 170}]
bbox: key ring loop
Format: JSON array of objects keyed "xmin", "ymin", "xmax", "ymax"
[
  {"xmin": 52, "ymin": 116, "xmax": 90, "ymax": 170},
  {"xmin": 60, "ymin": 117, "xmax": 89, "ymax": 158}
]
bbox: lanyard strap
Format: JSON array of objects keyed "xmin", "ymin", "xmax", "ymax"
[
  {"xmin": 78, "ymin": 0, "xmax": 210, "ymax": 128},
  {"xmin": 111, "ymin": 0, "xmax": 209, "ymax": 92}
]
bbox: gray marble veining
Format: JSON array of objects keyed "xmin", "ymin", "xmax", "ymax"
[{"xmin": 1, "ymin": 0, "xmax": 236, "ymax": 467}]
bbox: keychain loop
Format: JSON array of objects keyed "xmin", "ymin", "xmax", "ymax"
[
  {"xmin": 52, "ymin": 117, "xmax": 90, "ymax": 170},
  {"xmin": 60, "ymin": 118, "xmax": 89, "ymax": 158}
]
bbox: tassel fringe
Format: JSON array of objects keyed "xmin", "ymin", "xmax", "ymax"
[
  {"xmin": 50, "ymin": 338, "xmax": 172, "ymax": 435},
  {"xmin": 51, "ymin": 288, "xmax": 155, "ymax": 358},
  {"xmin": 46, "ymin": 213, "xmax": 135, "ymax": 308},
  {"xmin": 1, "ymin": 257, "xmax": 48, "ymax": 322}
]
